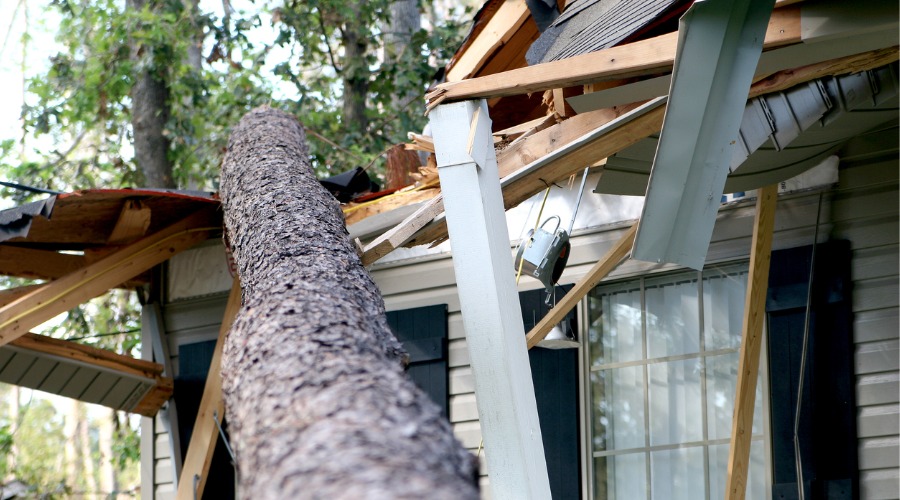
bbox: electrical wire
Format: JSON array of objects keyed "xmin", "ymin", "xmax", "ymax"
[
  {"xmin": 516, "ymin": 187, "xmax": 551, "ymax": 285},
  {"xmin": 793, "ymin": 191, "xmax": 824, "ymax": 500}
]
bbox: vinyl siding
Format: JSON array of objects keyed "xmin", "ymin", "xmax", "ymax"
[
  {"xmin": 369, "ymin": 150, "xmax": 898, "ymax": 498},
  {"xmin": 140, "ymin": 149, "xmax": 897, "ymax": 499}
]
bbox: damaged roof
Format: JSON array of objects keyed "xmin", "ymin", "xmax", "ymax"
[{"xmin": 526, "ymin": 0, "xmax": 688, "ymax": 64}]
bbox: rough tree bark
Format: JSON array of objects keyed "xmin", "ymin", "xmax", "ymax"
[
  {"xmin": 128, "ymin": 0, "xmax": 175, "ymax": 189},
  {"xmin": 219, "ymin": 106, "xmax": 478, "ymax": 499}
]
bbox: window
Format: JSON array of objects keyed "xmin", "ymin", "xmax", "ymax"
[{"xmin": 585, "ymin": 264, "xmax": 768, "ymax": 500}]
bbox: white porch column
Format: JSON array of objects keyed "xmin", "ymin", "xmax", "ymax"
[{"xmin": 429, "ymin": 100, "xmax": 551, "ymax": 499}]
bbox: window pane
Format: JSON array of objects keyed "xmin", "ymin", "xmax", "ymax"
[
  {"xmin": 706, "ymin": 352, "xmax": 764, "ymax": 441},
  {"xmin": 592, "ymin": 367, "xmax": 645, "ymax": 451},
  {"xmin": 708, "ymin": 440, "xmax": 765, "ymax": 500},
  {"xmin": 703, "ymin": 268, "xmax": 748, "ymax": 350},
  {"xmin": 650, "ymin": 446, "xmax": 705, "ymax": 500},
  {"xmin": 589, "ymin": 287, "xmax": 643, "ymax": 367},
  {"xmin": 594, "ymin": 453, "xmax": 647, "ymax": 500},
  {"xmin": 648, "ymin": 358, "xmax": 703, "ymax": 446},
  {"xmin": 646, "ymin": 276, "xmax": 700, "ymax": 358}
]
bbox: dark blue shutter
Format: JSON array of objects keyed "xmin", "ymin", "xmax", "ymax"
[
  {"xmin": 520, "ymin": 286, "xmax": 582, "ymax": 500},
  {"xmin": 386, "ymin": 304, "xmax": 450, "ymax": 417},
  {"xmin": 175, "ymin": 340, "xmax": 235, "ymax": 500},
  {"xmin": 766, "ymin": 240, "xmax": 857, "ymax": 499}
]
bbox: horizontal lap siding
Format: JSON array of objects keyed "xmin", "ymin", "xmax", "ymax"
[
  {"xmin": 833, "ymin": 156, "xmax": 899, "ymax": 500},
  {"xmin": 143, "ymin": 291, "xmax": 231, "ymax": 499},
  {"xmin": 372, "ymin": 152, "xmax": 898, "ymax": 499}
]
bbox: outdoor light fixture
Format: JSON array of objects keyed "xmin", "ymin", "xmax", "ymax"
[
  {"xmin": 537, "ymin": 322, "xmax": 580, "ymax": 349},
  {"xmin": 515, "ymin": 167, "xmax": 590, "ymax": 304}
]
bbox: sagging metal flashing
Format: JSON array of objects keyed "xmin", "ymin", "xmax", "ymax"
[{"xmin": 632, "ymin": 0, "xmax": 776, "ymax": 270}]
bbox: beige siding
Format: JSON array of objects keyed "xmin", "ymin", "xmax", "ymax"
[
  {"xmin": 370, "ymin": 150, "xmax": 899, "ymax": 498},
  {"xmin": 138, "ymin": 149, "xmax": 897, "ymax": 498},
  {"xmin": 833, "ymin": 155, "xmax": 900, "ymax": 500}
]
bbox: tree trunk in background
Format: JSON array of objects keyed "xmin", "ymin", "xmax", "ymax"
[
  {"xmin": 219, "ymin": 107, "xmax": 478, "ymax": 498},
  {"xmin": 98, "ymin": 409, "xmax": 117, "ymax": 497},
  {"xmin": 127, "ymin": 0, "xmax": 175, "ymax": 188},
  {"xmin": 384, "ymin": 0, "xmax": 421, "ymax": 109},
  {"xmin": 341, "ymin": 6, "xmax": 370, "ymax": 139},
  {"xmin": 78, "ymin": 403, "xmax": 98, "ymax": 495},
  {"xmin": 5, "ymin": 387, "xmax": 18, "ymax": 481},
  {"xmin": 64, "ymin": 398, "xmax": 79, "ymax": 490}
]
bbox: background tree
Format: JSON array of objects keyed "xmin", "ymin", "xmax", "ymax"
[{"xmin": 0, "ymin": 0, "xmax": 475, "ymax": 494}]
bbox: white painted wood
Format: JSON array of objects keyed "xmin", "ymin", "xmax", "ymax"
[
  {"xmin": 144, "ymin": 304, "xmax": 182, "ymax": 487},
  {"xmin": 430, "ymin": 100, "xmax": 551, "ymax": 500}
]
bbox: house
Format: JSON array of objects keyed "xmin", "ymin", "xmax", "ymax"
[{"xmin": 0, "ymin": 0, "xmax": 896, "ymax": 498}]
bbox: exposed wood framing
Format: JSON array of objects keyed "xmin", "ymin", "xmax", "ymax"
[
  {"xmin": 0, "ymin": 285, "xmax": 46, "ymax": 308},
  {"xmin": 0, "ymin": 210, "xmax": 216, "ymax": 346},
  {"xmin": 525, "ymin": 224, "xmax": 637, "ymax": 348},
  {"xmin": 445, "ymin": 0, "xmax": 531, "ymax": 82},
  {"xmin": 0, "ymin": 247, "xmax": 85, "ymax": 282},
  {"xmin": 426, "ymin": 6, "xmax": 800, "ymax": 108},
  {"xmin": 177, "ymin": 278, "xmax": 241, "ymax": 500},
  {"xmin": 9, "ymin": 332, "xmax": 173, "ymax": 417},
  {"xmin": 750, "ymin": 46, "xmax": 899, "ymax": 96},
  {"xmin": 725, "ymin": 184, "xmax": 778, "ymax": 500},
  {"xmin": 360, "ymin": 195, "xmax": 445, "ymax": 266},
  {"xmin": 107, "ymin": 199, "xmax": 152, "ymax": 244},
  {"xmin": 408, "ymin": 102, "xmax": 666, "ymax": 248},
  {"xmin": 350, "ymin": 47, "xmax": 897, "ymax": 267}
]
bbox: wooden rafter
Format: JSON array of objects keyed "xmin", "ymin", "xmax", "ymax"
[
  {"xmin": 177, "ymin": 278, "xmax": 241, "ymax": 500},
  {"xmin": 107, "ymin": 199, "xmax": 152, "ymax": 244},
  {"xmin": 426, "ymin": 6, "xmax": 801, "ymax": 108},
  {"xmin": 725, "ymin": 184, "xmax": 778, "ymax": 500},
  {"xmin": 0, "ymin": 210, "xmax": 216, "ymax": 346},
  {"xmin": 0, "ymin": 284, "xmax": 45, "ymax": 308},
  {"xmin": 0, "ymin": 247, "xmax": 85, "ymax": 282},
  {"xmin": 8, "ymin": 332, "xmax": 173, "ymax": 417},
  {"xmin": 445, "ymin": 0, "xmax": 531, "ymax": 82}
]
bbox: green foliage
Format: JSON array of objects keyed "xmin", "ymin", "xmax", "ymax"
[{"xmin": 4, "ymin": 0, "xmax": 472, "ymax": 193}]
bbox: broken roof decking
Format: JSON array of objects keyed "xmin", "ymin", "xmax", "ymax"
[
  {"xmin": 0, "ymin": 189, "xmax": 222, "ymax": 416},
  {"xmin": 1, "ymin": 333, "xmax": 173, "ymax": 417}
]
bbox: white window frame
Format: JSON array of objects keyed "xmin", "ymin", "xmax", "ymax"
[{"xmin": 576, "ymin": 262, "xmax": 773, "ymax": 500}]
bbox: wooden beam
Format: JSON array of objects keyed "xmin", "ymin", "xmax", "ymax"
[
  {"xmin": 749, "ymin": 45, "xmax": 899, "ymax": 97},
  {"xmin": 525, "ymin": 224, "xmax": 637, "ymax": 349},
  {"xmin": 427, "ymin": 6, "xmax": 801, "ymax": 107},
  {"xmin": 0, "ymin": 285, "xmax": 45, "ymax": 308},
  {"xmin": 0, "ymin": 247, "xmax": 85, "ymax": 281},
  {"xmin": 0, "ymin": 246, "xmax": 149, "ymax": 287},
  {"xmin": 0, "ymin": 210, "xmax": 216, "ymax": 346},
  {"xmin": 360, "ymin": 195, "xmax": 445, "ymax": 266},
  {"xmin": 9, "ymin": 332, "xmax": 173, "ymax": 417},
  {"xmin": 107, "ymin": 199, "xmax": 152, "ymax": 244},
  {"xmin": 408, "ymin": 103, "xmax": 666, "ymax": 248},
  {"xmin": 177, "ymin": 278, "xmax": 241, "ymax": 500},
  {"xmin": 445, "ymin": 0, "xmax": 531, "ymax": 82},
  {"xmin": 725, "ymin": 184, "xmax": 778, "ymax": 500}
]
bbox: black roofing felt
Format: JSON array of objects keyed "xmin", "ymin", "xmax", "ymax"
[{"xmin": 526, "ymin": 0, "xmax": 685, "ymax": 65}]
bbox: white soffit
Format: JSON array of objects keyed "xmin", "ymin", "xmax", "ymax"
[
  {"xmin": 632, "ymin": 0, "xmax": 776, "ymax": 270},
  {"xmin": 595, "ymin": 64, "xmax": 900, "ymax": 196}
]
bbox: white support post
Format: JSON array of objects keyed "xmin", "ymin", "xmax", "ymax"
[{"xmin": 429, "ymin": 100, "xmax": 551, "ymax": 500}]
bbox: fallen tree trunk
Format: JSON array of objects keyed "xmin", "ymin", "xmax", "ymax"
[{"xmin": 219, "ymin": 107, "xmax": 478, "ymax": 498}]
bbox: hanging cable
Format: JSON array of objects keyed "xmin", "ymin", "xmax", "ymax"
[{"xmin": 793, "ymin": 191, "xmax": 824, "ymax": 500}]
